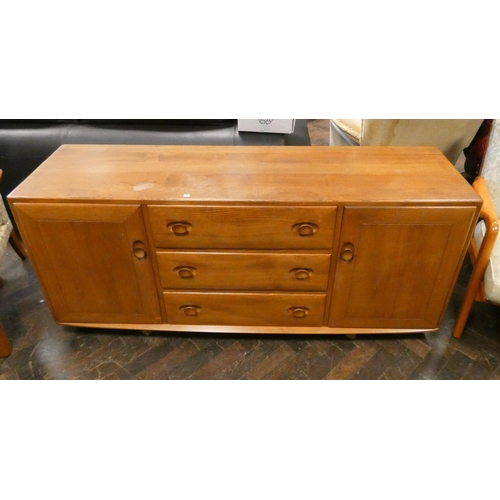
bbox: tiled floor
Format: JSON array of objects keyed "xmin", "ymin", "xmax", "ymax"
[{"xmin": 1, "ymin": 121, "xmax": 499, "ymax": 379}]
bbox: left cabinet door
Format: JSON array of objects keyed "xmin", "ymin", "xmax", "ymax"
[{"xmin": 13, "ymin": 203, "xmax": 162, "ymax": 325}]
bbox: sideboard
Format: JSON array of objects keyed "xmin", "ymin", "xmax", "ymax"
[{"xmin": 8, "ymin": 145, "xmax": 482, "ymax": 335}]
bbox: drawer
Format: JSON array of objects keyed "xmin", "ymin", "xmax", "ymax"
[
  {"xmin": 164, "ymin": 292, "xmax": 326, "ymax": 326},
  {"xmin": 157, "ymin": 251, "xmax": 331, "ymax": 291},
  {"xmin": 148, "ymin": 205, "xmax": 337, "ymax": 249}
]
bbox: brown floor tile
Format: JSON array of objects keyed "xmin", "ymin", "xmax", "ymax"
[
  {"xmin": 264, "ymin": 342, "xmax": 325, "ymax": 380},
  {"xmin": 121, "ymin": 338, "xmax": 186, "ymax": 377},
  {"xmin": 225, "ymin": 341, "xmax": 275, "ymax": 380},
  {"xmin": 242, "ymin": 343, "xmax": 296, "ymax": 380},
  {"xmin": 352, "ymin": 347, "xmax": 398, "ymax": 380},
  {"xmin": 462, "ymin": 361, "xmax": 498, "ymax": 380},
  {"xmin": 323, "ymin": 343, "xmax": 380, "ymax": 380},
  {"xmin": 399, "ymin": 338, "xmax": 432, "ymax": 359},
  {"xmin": 380, "ymin": 349, "xmax": 422, "ymax": 380},
  {"xmin": 163, "ymin": 341, "xmax": 224, "ymax": 379},
  {"xmin": 409, "ymin": 351, "xmax": 450, "ymax": 380},
  {"xmin": 134, "ymin": 340, "xmax": 200, "ymax": 380},
  {"xmin": 189, "ymin": 341, "xmax": 246, "ymax": 379},
  {"xmin": 375, "ymin": 338, "xmax": 408, "ymax": 357},
  {"xmin": 447, "ymin": 336, "xmax": 482, "ymax": 361},
  {"xmin": 301, "ymin": 343, "xmax": 348, "ymax": 380},
  {"xmin": 437, "ymin": 350, "xmax": 474, "ymax": 380},
  {"xmin": 0, "ymin": 366, "xmax": 19, "ymax": 379},
  {"xmin": 190, "ymin": 336, "xmax": 216, "ymax": 350},
  {"xmin": 89, "ymin": 361, "xmax": 132, "ymax": 380}
]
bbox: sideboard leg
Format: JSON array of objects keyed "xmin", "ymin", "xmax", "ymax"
[{"xmin": 9, "ymin": 230, "xmax": 28, "ymax": 260}]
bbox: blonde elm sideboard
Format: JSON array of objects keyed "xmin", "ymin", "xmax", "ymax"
[{"xmin": 8, "ymin": 144, "xmax": 482, "ymax": 335}]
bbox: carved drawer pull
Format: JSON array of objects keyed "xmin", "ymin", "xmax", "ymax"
[
  {"xmin": 132, "ymin": 240, "xmax": 148, "ymax": 260},
  {"xmin": 340, "ymin": 242, "xmax": 355, "ymax": 263},
  {"xmin": 174, "ymin": 266, "xmax": 197, "ymax": 279},
  {"xmin": 292, "ymin": 222, "xmax": 319, "ymax": 237},
  {"xmin": 290, "ymin": 268, "xmax": 313, "ymax": 280},
  {"xmin": 288, "ymin": 306, "xmax": 310, "ymax": 319},
  {"xmin": 179, "ymin": 305, "xmax": 201, "ymax": 317},
  {"xmin": 167, "ymin": 221, "xmax": 192, "ymax": 236}
]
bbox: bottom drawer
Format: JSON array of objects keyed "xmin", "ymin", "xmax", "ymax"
[{"xmin": 164, "ymin": 292, "xmax": 326, "ymax": 327}]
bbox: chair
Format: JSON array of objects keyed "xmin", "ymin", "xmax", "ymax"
[
  {"xmin": 329, "ymin": 119, "xmax": 483, "ymax": 166},
  {"xmin": 0, "ymin": 169, "xmax": 28, "ymax": 357},
  {"xmin": 453, "ymin": 119, "xmax": 500, "ymax": 338}
]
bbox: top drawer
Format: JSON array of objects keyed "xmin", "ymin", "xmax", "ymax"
[{"xmin": 147, "ymin": 205, "xmax": 337, "ymax": 249}]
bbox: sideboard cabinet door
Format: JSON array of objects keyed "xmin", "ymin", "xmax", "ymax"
[
  {"xmin": 14, "ymin": 203, "xmax": 162, "ymax": 325},
  {"xmin": 329, "ymin": 206, "xmax": 477, "ymax": 330}
]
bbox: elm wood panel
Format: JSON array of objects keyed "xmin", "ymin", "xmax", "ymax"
[
  {"xmin": 148, "ymin": 205, "xmax": 337, "ymax": 250},
  {"xmin": 329, "ymin": 206, "xmax": 477, "ymax": 329},
  {"xmin": 12, "ymin": 203, "xmax": 162, "ymax": 324},
  {"xmin": 8, "ymin": 145, "xmax": 482, "ymax": 206},
  {"xmin": 156, "ymin": 251, "xmax": 331, "ymax": 291},
  {"xmin": 163, "ymin": 292, "xmax": 327, "ymax": 327}
]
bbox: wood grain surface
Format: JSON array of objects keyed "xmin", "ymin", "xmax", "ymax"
[{"xmin": 8, "ymin": 145, "xmax": 482, "ymax": 205}]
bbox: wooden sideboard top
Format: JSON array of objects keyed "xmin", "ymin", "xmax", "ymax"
[{"xmin": 8, "ymin": 144, "xmax": 482, "ymax": 205}]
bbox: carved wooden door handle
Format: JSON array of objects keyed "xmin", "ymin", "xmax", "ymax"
[
  {"xmin": 290, "ymin": 268, "xmax": 313, "ymax": 280},
  {"xmin": 292, "ymin": 222, "xmax": 319, "ymax": 237},
  {"xmin": 340, "ymin": 243, "xmax": 355, "ymax": 262},
  {"xmin": 179, "ymin": 305, "xmax": 201, "ymax": 317},
  {"xmin": 174, "ymin": 266, "xmax": 197, "ymax": 279},
  {"xmin": 167, "ymin": 221, "xmax": 192, "ymax": 236},
  {"xmin": 132, "ymin": 240, "xmax": 148, "ymax": 260},
  {"xmin": 288, "ymin": 306, "xmax": 310, "ymax": 319}
]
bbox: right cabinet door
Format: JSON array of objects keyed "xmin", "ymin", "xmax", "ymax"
[{"xmin": 329, "ymin": 206, "xmax": 477, "ymax": 330}]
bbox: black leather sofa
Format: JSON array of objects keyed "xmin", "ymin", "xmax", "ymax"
[{"xmin": 0, "ymin": 119, "xmax": 311, "ymax": 223}]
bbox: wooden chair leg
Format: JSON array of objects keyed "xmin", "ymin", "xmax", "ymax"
[
  {"xmin": 0, "ymin": 323, "xmax": 12, "ymax": 358},
  {"xmin": 9, "ymin": 230, "xmax": 28, "ymax": 260},
  {"xmin": 453, "ymin": 232, "xmax": 496, "ymax": 338},
  {"xmin": 454, "ymin": 177, "xmax": 500, "ymax": 338},
  {"xmin": 453, "ymin": 270, "xmax": 484, "ymax": 338}
]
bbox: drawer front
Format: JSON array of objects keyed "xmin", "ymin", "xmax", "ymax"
[
  {"xmin": 148, "ymin": 206, "xmax": 337, "ymax": 249},
  {"xmin": 164, "ymin": 292, "xmax": 326, "ymax": 326},
  {"xmin": 157, "ymin": 251, "xmax": 331, "ymax": 291}
]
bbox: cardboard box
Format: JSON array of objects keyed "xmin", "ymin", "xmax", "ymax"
[{"xmin": 238, "ymin": 119, "xmax": 296, "ymax": 134}]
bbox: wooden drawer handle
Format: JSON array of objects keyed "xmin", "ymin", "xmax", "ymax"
[
  {"xmin": 292, "ymin": 222, "xmax": 318, "ymax": 237},
  {"xmin": 288, "ymin": 306, "xmax": 310, "ymax": 319},
  {"xmin": 174, "ymin": 266, "xmax": 197, "ymax": 279},
  {"xmin": 340, "ymin": 242, "xmax": 355, "ymax": 262},
  {"xmin": 290, "ymin": 268, "xmax": 313, "ymax": 280},
  {"xmin": 132, "ymin": 240, "xmax": 148, "ymax": 260},
  {"xmin": 167, "ymin": 221, "xmax": 192, "ymax": 236},
  {"xmin": 179, "ymin": 305, "xmax": 201, "ymax": 317}
]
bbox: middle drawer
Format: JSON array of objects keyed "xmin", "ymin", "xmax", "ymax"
[{"xmin": 156, "ymin": 251, "xmax": 331, "ymax": 291}]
